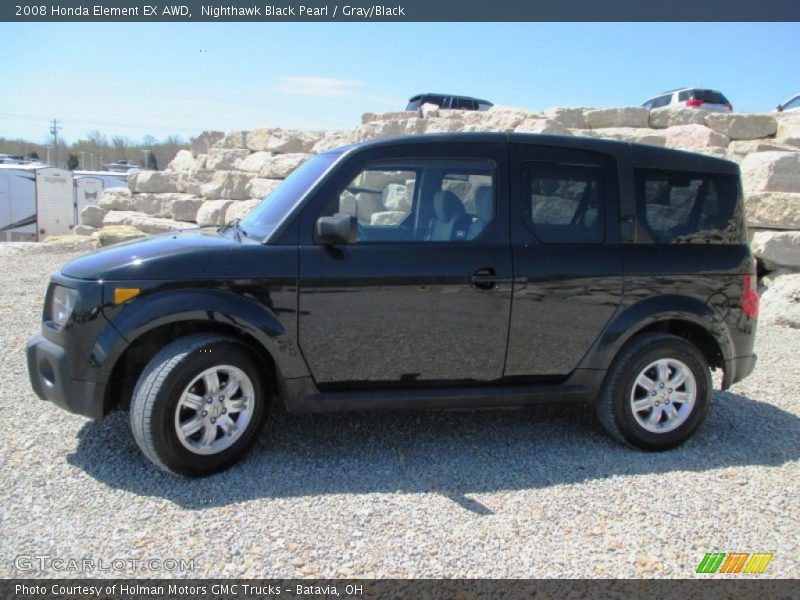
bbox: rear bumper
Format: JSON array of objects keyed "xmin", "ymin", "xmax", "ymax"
[
  {"xmin": 27, "ymin": 335, "xmax": 107, "ymax": 420},
  {"xmin": 723, "ymin": 353, "xmax": 757, "ymax": 389}
]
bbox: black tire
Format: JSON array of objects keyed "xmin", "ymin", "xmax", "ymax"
[
  {"xmin": 596, "ymin": 333, "xmax": 711, "ymax": 451},
  {"xmin": 130, "ymin": 333, "xmax": 269, "ymax": 476}
]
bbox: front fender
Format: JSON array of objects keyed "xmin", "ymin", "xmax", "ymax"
[
  {"xmin": 581, "ymin": 294, "xmax": 734, "ymax": 370},
  {"xmin": 98, "ymin": 283, "xmax": 310, "ymax": 381}
]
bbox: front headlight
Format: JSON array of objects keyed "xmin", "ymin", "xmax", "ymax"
[{"xmin": 51, "ymin": 285, "xmax": 78, "ymax": 326}]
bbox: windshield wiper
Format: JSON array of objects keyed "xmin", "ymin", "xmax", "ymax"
[{"xmin": 219, "ymin": 218, "xmax": 246, "ymax": 241}]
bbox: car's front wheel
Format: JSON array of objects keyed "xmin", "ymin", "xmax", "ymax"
[
  {"xmin": 130, "ymin": 333, "xmax": 269, "ymax": 476},
  {"xmin": 597, "ymin": 333, "xmax": 711, "ymax": 450}
]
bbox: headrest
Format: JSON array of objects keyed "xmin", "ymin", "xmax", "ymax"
[
  {"xmin": 433, "ymin": 191, "xmax": 466, "ymax": 221},
  {"xmin": 474, "ymin": 186, "xmax": 493, "ymax": 222}
]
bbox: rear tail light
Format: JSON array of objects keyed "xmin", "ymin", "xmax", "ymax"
[
  {"xmin": 685, "ymin": 99, "xmax": 706, "ymax": 107},
  {"xmin": 726, "ymin": 103, "xmax": 733, "ymax": 111},
  {"xmin": 742, "ymin": 273, "xmax": 759, "ymax": 319}
]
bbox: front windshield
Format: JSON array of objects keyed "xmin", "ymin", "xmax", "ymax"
[{"xmin": 240, "ymin": 152, "xmax": 339, "ymax": 240}]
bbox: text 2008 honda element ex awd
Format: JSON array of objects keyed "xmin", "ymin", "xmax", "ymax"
[{"xmin": 27, "ymin": 133, "xmax": 758, "ymax": 476}]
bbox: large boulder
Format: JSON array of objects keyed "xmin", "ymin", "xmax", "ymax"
[
  {"xmin": 740, "ymin": 151, "xmax": 800, "ymax": 194},
  {"xmin": 663, "ymin": 124, "xmax": 730, "ymax": 152},
  {"xmin": 582, "ymin": 127, "xmax": 666, "ymax": 146},
  {"xmin": 98, "ymin": 187, "xmax": 134, "ymax": 210},
  {"xmin": 727, "ymin": 140, "xmax": 800, "ymax": 162},
  {"xmin": 358, "ymin": 119, "xmax": 405, "ymax": 141},
  {"xmin": 649, "ymin": 108, "xmax": 707, "ymax": 129},
  {"xmin": 704, "ymin": 113, "xmax": 778, "ymax": 141},
  {"xmin": 362, "ymin": 111, "xmax": 414, "ymax": 124},
  {"xmin": 102, "ymin": 211, "xmax": 141, "ymax": 226},
  {"xmin": 205, "ymin": 148, "xmax": 250, "ymax": 170},
  {"xmin": 170, "ymin": 196, "xmax": 205, "ymax": 222},
  {"xmin": 73, "ymin": 225, "xmax": 97, "ymax": 237},
  {"xmin": 482, "ymin": 106, "xmax": 543, "ymax": 131},
  {"xmin": 514, "ymin": 119, "xmax": 572, "ymax": 136},
  {"xmin": 168, "ymin": 149, "xmax": 203, "ymax": 172},
  {"xmin": 759, "ymin": 271, "xmax": 800, "ymax": 328},
  {"xmin": 751, "ymin": 230, "xmax": 800, "ymax": 270},
  {"xmin": 585, "ymin": 107, "xmax": 649, "ymax": 129},
  {"xmin": 246, "ymin": 128, "xmax": 320, "ymax": 153},
  {"xmin": 225, "ymin": 199, "xmax": 261, "ymax": 222},
  {"xmin": 94, "ymin": 225, "xmax": 146, "ymax": 246},
  {"xmin": 128, "ymin": 170, "xmax": 179, "ymax": 193},
  {"xmin": 776, "ymin": 113, "xmax": 800, "ymax": 147},
  {"xmin": 196, "ymin": 200, "xmax": 233, "ymax": 227},
  {"xmin": 313, "ymin": 130, "xmax": 358, "ymax": 153},
  {"xmin": 259, "ymin": 153, "xmax": 310, "ymax": 179},
  {"xmin": 189, "ymin": 130, "xmax": 224, "ymax": 155},
  {"xmin": 746, "ymin": 193, "xmax": 800, "ymax": 230},
  {"xmin": 215, "ymin": 130, "xmax": 249, "ymax": 149},
  {"xmin": 184, "ymin": 171, "xmax": 252, "ymax": 200},
  {"xmin": 128, "ymin": 216, "xmax": 196, "ymax": 235},
  {"xmin": 132, "ymin": 193, "xmax": 172, "ymax": 217},
  {"xmin": 236, "ymin": 151, "xmax": 273, "ymax": 173},
  {"xmin": 542, "ymin": 107, "xmax": 590, "ymax": 129},
  {"xmin": 80, "ymin": 205, "xmax": 107, "ymax": 228},
  {"xmin": 246, "ymin": 178, "xmax": 282, "ymax": 199}
]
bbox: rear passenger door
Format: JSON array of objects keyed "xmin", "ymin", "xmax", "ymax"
[{"xmin": 505, "ymin": 143, "xmax": 624, "ymax": 380}]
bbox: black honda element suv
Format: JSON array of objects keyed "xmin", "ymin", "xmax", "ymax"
[{"xmin": 28, "ymin": 133, "xmax": 758, "ymax": 476}]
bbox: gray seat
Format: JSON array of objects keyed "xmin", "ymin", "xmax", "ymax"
[
  {"xmin": 467, "ymin": 185, "xmax": 493, "ymax": 239},
  {"xmin": 426, "ymin": 191, "xmax": 472, "ymax": 241}
]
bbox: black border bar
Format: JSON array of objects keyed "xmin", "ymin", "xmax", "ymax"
[
  {"xmin": 2, "ymin": 0, "xmax": 799, "ymax": 22},
  {"xmin": 2, "ymin": 579, "xmax": 800, "ymax": 600}
]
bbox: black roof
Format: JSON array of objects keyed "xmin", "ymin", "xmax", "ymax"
[
  {"xmin": 408, "ymin": 93, "xmax": 492, "ymax": 104},
  {"xmin": 329, "ymin": 132, "xmax": 738, "ymax": 174}
]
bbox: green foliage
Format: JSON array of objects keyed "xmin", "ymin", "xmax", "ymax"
[
  {"xmin": 0, "ymin": 132, "xmax": 187, "ymax": 170},
  {"xmin": 66, "ymin": 153, "xmax": 79, "ymax": 170},
  {"xmin": 146, "ymin": 150, "xmax": 159, "ymax": 170}
]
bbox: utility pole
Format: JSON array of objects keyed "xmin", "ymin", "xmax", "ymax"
[{"xmin": 49, "ymin": 118, "xmax": 61, "ymax": 167}]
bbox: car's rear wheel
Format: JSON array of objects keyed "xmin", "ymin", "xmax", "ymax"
[
  {"xmin": 130, "ymin": 333, "xmax": 268, "ymax": 476},
  {"xmin": 597, "ymin": 333, "xmax": 711, "ymax": 450}
]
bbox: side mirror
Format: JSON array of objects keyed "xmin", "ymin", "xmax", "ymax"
[
  {"xmin": 315, "ymin": 213, "xmax": 357, "ymax": 245},
  {"xmin": 776, "ymin": 104, "xmax": 784, "ymax": 112}
]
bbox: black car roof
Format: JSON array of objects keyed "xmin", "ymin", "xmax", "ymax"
[
  {"xmin": 408, "ymin": 93, "xmax": 492, "ymax": 104},
  {"xmin": 327, "ymin": 132, "xmax": 739, "ymax": 174}
]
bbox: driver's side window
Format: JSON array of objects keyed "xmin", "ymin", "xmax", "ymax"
[
  {"xmin": 331, "ymin": 160, "xmax": 495, "ymax": 244},
  {"xmin": 339, "ymin": 168, "xmax": 417, "ymax": 233}
]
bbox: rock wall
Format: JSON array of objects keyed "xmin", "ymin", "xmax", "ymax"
[{"xmin": 77, "ymin": 105, "xmax": 800, "ymax": 325}]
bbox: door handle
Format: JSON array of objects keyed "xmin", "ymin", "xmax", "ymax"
[{"xmin": 471, "ymin": 267, "xmax": 505, "ymax": 290}]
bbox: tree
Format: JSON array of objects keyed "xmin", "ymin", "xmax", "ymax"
[
  {"xmin": 28, "ymin": 151, "xmax": 39, "ymax": 159},
  {"xmin": 146, "ymin": 150, "xmax": 158, "ymax": 170},
  {"xmin": 66, "ymin": 153, "xmax": 79, "ymax": 170}
]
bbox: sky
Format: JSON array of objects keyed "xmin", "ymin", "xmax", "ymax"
[{"xmin": 0, "ymin": 22, "xmax": 798, "ymax": 144}]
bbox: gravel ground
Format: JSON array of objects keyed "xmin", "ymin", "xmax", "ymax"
[{"xmin": 0, "ymin": 244, "xmax": 798, "ymax": 579}]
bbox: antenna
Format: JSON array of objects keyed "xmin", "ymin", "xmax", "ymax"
[{"xmin": 49, "ymin": 118, "xmax": 61, "ymax": 167}]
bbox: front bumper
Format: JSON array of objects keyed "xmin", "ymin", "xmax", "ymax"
[{"xmin": 27, "ymin": 335, "xmax": 107, "ymax": 420}]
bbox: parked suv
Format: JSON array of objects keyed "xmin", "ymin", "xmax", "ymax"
[
  {"xmin": 406, "ymin": 94, "xmax": 493, "ymax": 111},
  {"xmin": 27, "ymin": 133, "xmax": 758, "ymax": 476},
  {"xmin": 643, "ymin": 88, "xmax": 733, "ymax": 111},
  {"xmin": 775, "ymin": 93, "xmax": 800, "ymax": 113}
]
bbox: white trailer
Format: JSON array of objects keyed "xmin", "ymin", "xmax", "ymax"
[
  {"xmin": 74, "ymin": 171, "xmax": 129, "ymax": 224},
  {"xmin": 0, "ymin": 165, "xmax": 38, "ymax": 242},
  {"xmin": 35, "ymin": 168, "xmax": 75, "ymax": 240}
]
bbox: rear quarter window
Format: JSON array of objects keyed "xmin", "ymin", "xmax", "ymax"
[{"xmin": 635, "ymin": 169, "xmax": 744, "ymax": 244}]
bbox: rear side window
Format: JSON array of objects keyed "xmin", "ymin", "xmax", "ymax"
[
  {"xmin": 635, "ymin": 169, "xmax": 744, "ymax": 244},
  {"xmin": 521, "ymin": 162, "xmax": 605, "ymax": 244},
  {"xmin": 689, "ymin": 89, "xmax": 729, "ymax": 104}
]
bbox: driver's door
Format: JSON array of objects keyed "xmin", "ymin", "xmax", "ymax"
[{"xmin": 296, "ymin": 141, "xmax": 512, "ymax": 390}]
